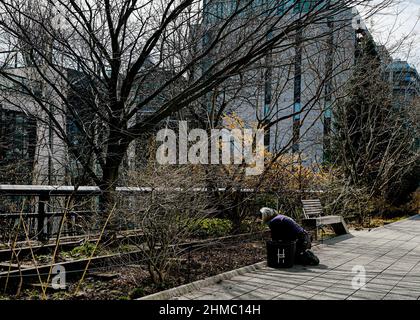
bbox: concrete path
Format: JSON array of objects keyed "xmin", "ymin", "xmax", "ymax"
[{"xmin": 172, "ymin": 215, "xmax": 420, "ymax": 300}]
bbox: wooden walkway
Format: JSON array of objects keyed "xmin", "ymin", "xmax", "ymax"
[{"xmin": 172, "ymin": 215, "xmax": 420, "ymax": 300}]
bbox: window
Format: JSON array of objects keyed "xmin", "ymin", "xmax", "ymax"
[
  {"xmin": 292, "ymin": 119, "xmax": 300, "ymax": 152},
  {"xmin": 204, "ymin": 0, "xmax": 229, "ymax": 24},
  {"xmin": 262, "ymin": 120, "xmax": 271, "ymax": 148},
  {"xmin": 292, "ymin": 25, "xmax": 302, "ymax": 153},
  {"xmin": 277, "ymin": 0, "xmax": 294, "ymax": 14},
  {"xmin": 293, "ymin": 0, "xmax": 326, "ymax": 13},
  {"xmin": 0, "ymin": 107, "xmax": 36, "ymax": 183}
]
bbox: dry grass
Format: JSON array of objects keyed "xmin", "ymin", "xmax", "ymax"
[{"xmin": 348, "ymin": 214, "xmax": 412, "ymax": 230}]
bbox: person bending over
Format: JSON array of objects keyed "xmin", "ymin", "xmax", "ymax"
[{"xmin": 260, "ymin": 207, "xmax": 319, "ymax": 266}]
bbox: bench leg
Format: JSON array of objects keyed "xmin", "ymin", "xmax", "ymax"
[
  {"xmin": 302, "ymin": 221, "xmax": 318, "ymax": 241},
  {"xmin": 331, "ymin": 220, "xmax": 349, "ymax": 235}
]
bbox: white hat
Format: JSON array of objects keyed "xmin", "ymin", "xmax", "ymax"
[{"xmin": 260, "ymin": 207, "xmax": 277, "ymax": 223}]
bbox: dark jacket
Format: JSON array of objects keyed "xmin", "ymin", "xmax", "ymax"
[
  {"xmin": 268, "ymin": 215, "xmax": 311, "ymax": 252},
  {"xmin": 268, "ymin": 214, "xmax": 305, "ymax": 241}
]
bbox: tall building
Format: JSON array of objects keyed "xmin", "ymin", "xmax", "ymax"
[
  {"xmin": 385, "ymin": 59, "xmax": 420, "ymax": 107},
  {"xmin": 385, "ymin": 59, "xmax": 420, "ymax": 151},
  {"xmin": 0, "ymin": 65, "xmax": 85, "ymax": 185},
  {"xmin": 0, "ymin": 103, "xmax": 37, "ymax": 184},
  {"xmin": 0, "ymin": 57, "xmax": 187, "ymax": 185},
  {"xmin": 1, "ymin": 1, "xmax": 417, "ymax": 184},
  {"xmin": 200, "ymin": 0, "xmax": 358, "ymax": 164}
]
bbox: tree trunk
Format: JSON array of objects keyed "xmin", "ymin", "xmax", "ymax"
[{"xmin": 98, "ymin": 137, "xmax": 130, "ymax": 213}]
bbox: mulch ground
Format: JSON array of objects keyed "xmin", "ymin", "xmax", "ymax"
[
  {"xmin": 2, "ymin": 240, "xmax": 266, "ymax": 300},
  {"xmin": 5, "ymin": 215, "xmax": 411, "ymax": 300}
]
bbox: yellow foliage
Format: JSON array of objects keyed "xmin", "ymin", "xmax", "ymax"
[{"xmin": 220, "ymin": 113, "xmax": 337, "ymax": 192}]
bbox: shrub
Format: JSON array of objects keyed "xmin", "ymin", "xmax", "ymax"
[
  {"xmin": 193, "ymin": 218, "xmax": 233, "ymax": 238},
  {"xmin": 129, "ymin": 287, "xmax": 145, "ymax": 299},
  {"xmin": 69, "ymin": 242, "xmax": 96, "ymax": 258},
  {"xmin": 236, "ymin": 218, "xmax": 265, "ymax": 233}
]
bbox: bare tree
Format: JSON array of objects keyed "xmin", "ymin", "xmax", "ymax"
[
  {"xmin": 331, "ymin": 32, "xmax": 419, "ymax": 213},
  {"xmin": 0, "ymin": 0, "xmax": 394, "ymax": 206},
  {"xmin": 118, "ymin": 164, "xmax": 210, "ymax": 284}
]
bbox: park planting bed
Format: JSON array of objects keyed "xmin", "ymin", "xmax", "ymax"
[
  {"xmin": 1, "ymin": 214, "xmax": 412, "ymax": 300},
  {"xmin": 0, "ymin": 239, "xmax": 266, "ymax": 300}
]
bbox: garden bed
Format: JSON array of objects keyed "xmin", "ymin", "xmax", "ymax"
[
  {"xmin": 2, "ymin": 213, "xmax": 414, "ymax": 300},
  {"xmin": 0, "ymin": 239, "xmax": 266, "ymax": 300}
]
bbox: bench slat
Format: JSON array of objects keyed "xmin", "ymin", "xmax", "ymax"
[
  {"xmin": 302, "ymin": 199, "xmax": 323, "ymax": 219},
  {"xmin": 301, "ymin": 199, "xmax": 349, "ymax": 236}
]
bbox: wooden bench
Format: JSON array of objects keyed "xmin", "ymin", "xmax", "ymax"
[{"xmin": 301, "ymin": 199, "xmax": 349, "ymax": 239}]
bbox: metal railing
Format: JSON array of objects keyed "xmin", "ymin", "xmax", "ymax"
[
  {"xmin": 0, "ymin": 184, "xmax": 324, "ymax": 241},
  {"xmin": 0, "ymin": 185, "xmax": 259, "ymax": 241},
  {"xmin": 0, "ymin": 185, "xmax": 106, "ymax": 240}
]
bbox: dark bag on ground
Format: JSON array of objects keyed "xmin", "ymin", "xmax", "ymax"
[
  {"xmin": 296, "ymin": 249, "xmax": 319, "ymax": 266},
  {"xmin": 266, "ymin": 240, "xmax": 296, "ymax": 268}
]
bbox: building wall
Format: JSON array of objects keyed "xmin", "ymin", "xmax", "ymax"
[
  {"xmin": 0, "ymin": 67, "xmax": 69, "ymax": 184},
  {"xmin": 386, "ymin": 59, "xmax": 420, "ymax": 106},
  {"xmin": 201, "ymin": 1, "xmax": 358, "ymax": 165}
]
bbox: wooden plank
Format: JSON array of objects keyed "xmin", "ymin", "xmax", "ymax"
[
  {"xmin": 302, "ymin": 216, "xmax": 341, "ymax": 225},
  {"xmin": 304, "ymin": 213, "xmax": 321, "ymax": 217},
  {"xmin": 0, "ymin": 232, "xmax": 145, "ymax": 262},
  {"xmin": 0, "ymin": 250, "xmax": 144, "ymax": 291},
  {"xmin": 302, "ymin": 216, "xmax": 349, "ymax": 235},
  {"xmin": 302, "ymin": 198, "xmax": 349, "ymax": 237},
  {"xmin": 0, "ymin": 262, "xmax": 33, "ymax": 270},
  {"xmin": 304, "ymin": 209, "xmax": 322, "ymax": 213},
  {"xmin": 303, "ymin": 209, "xmax": 321, "ymax": 215},
  {"xmin": 302, "ymin": 198, "xmax": 323, "ymax": 219},
  {"xmin": 315, "ymin": 216, "xmax": 343, "ymax": 226},
  {"xmin": 304, "ymin": 211, "xmax": 322, "ymax": 214}
]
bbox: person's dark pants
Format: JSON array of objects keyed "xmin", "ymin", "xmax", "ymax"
[
  {"xmin": 296, "ymin": 231, "xmax": 311, "ymax": 253},
  {"xmin": 271, "ymin": 231, "xmax": 311, "ymax": 254},
  {"xmin": 295, "ymin": 232, "xmax": 319, "ymax": 265}
]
